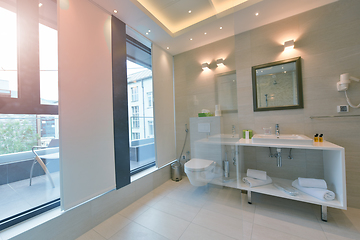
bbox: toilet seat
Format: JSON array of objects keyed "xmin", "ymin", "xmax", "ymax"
[{"xmin": 184, "ymin": 158, "xmax": 215, "ymax": 172}]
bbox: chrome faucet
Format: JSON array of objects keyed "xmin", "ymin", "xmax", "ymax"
[{"xmin": 275, "ymin": 124, "xmax": 280, "ymax": 136}]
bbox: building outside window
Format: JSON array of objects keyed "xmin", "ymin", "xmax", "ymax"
[
  {"xmin": 132, "ymin": 132, "xmax": 140, "ymax": 140},
  {"xmin": 148, "ymin": 120, "xmax": 153, "ymax": 136},
  {"xmin": 147, "ymin": 92, "xmax": 152, "ymax": 108},
  {"xmin": 131, "ymin": 86, "xmax": 138, "ymax": 102},
  {"xmin": 131, "ymin": 106, "xmax": 140, "ymax": 129}
]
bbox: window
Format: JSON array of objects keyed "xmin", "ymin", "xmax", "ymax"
[
  {"xmin": 131, "ymin": 86, "xmax": 138, "ymax": 102},
  {"xmin": 0, "ymin": 1, "xmax": 59, "ymax": 231},
  {"xmin": 131, "ymin": 106, "xmax": 140, "ymax": 129},
  {"xmin": 0, "ymin": 6, "xmax": 17, "ymax": 98},
  {"xmin": 148, "ymin": 120, "xmax": 154, "ymax": 136},
  {"xmin": 147, "ymin": 92, "xmax": 152, "ymax": 108},
  {"xmin": 132, "ymin": 132, "xmax": 140, "ymax": 140},
  {"xmin": 126, "ymin": 27, "xmax": 155, "ymax": 174}
]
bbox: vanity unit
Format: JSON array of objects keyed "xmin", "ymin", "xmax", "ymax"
[{"xmin": 199, "ymin": 135, "xmax": 346, "ymax": 222}]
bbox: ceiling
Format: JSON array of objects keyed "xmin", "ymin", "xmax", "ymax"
[{"xmin": 90, "ymin": 0, "xmax": 337, "ymax": 56}]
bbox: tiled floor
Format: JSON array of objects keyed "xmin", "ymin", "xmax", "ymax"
[
  {"xmin": 0, "ymin": 172, "xmax": 60, "ymax": 220},
  {"xmin": 76, "ymin": 177, "xmax": 360, "ymax": 240}
]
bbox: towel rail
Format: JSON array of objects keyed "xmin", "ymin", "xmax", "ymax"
[{"xmin": 310, "ymin": 114, "xmax": 360, "ymax": 119}]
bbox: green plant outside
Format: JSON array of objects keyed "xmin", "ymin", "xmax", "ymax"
[{"xmin": 0, "ymin": 120, "xmax": 39, "ymax": 155}]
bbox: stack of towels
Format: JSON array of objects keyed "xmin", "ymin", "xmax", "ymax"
[
  {"xmin": 292, "ymin": 177, "xmax": 335, "ymax": 201},
  {"xmin": 243, "ymin": 169, "xmax": 272, "ymax": 188}
]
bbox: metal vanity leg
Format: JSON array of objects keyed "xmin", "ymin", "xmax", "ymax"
[
  {"xmin": 248, "ymin": 190, "xmax": 252, "ymax": 204},
  {"xmin": 321, "ymin": 205, "xmax": 327, "ymax": 222}
]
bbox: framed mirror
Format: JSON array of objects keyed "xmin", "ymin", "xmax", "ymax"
[
  {"xmin": 215, "ymin": 71, "xmax": 237, "ymax": 113},
  {"xmin": 252, "ymin": 57, "xmax": 303, "ymax": 112}
]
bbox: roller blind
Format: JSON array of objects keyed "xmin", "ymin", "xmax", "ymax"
[
  {"xmin": 58, "ymin": 0, "xmax": 116, "ymax": 210},
  {"xmin": 152, "ymin": 45, "xmax": 176, "ymax": 168}
]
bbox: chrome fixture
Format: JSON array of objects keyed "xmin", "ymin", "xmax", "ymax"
[
  {"xmin": 232, "ymin": 125, "xmax": 236, "ymax": 137},
  {"xmin": 288, "ymin": 148, "xmax": 293, "ymax": 160},
  {"xmin": 275, "ymin": 148, "xmax": 282, "ymax": 167},
  {"xmin": 275, "ymin": 124, "xmax": 280, "ymax": 136},
  {"xmin": 268, "ymin": 147, "xmax": 274, "ymax": 158}
]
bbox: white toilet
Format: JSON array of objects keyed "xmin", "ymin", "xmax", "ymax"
[{"xmin": 184, "ymin": 158, "xmax": 216, "ymax": 186}]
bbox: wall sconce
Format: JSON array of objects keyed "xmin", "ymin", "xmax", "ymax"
[
  {"xmin": 216, "ymin": 58, "xmax": 225, "ymax": 67},
  {"xmin": 201, "ymin": 62, "xmax": 210, "ymax": 70},
  {"xmin": 284, "ymin": 40, "xmax": 295, "ymax": 51}
]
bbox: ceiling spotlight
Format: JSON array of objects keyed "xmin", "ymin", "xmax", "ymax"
[
  {"xmin": 201, "ymin": 63, "xmax": 210, "ymax": 71},
  {"xmin": 216, "ymin": 58, "xmax": 225, "ymax": 67},
  {"xmin": 190, "ymin": 38, "xmax": 193, "ymax": 41},
  {"xmin": 284, "ymin": 39, "xmax": 295, "ymax": 51},
  {"xmin": 255, "ymin": 12, "xmax": 259, "ymax": 16},
  {"xmin": 148, "ymin": 30, "xmax": 151, "ymax": 32},
  {"xmin": 188, "ymin": 10, "xmax": 192, "ymax": 14},
  {"xmin": 220, "ymin": 27, "xmax": 223, "ymax": 30},
  {"xmin": 113, "ymin": 9, "xmax": 118, "ymax": 13},
  {"xmin": 39, "ymin": 3, "xmax": 43, "ymax": 7},
  {"xmin": 146, "ymin": 32, "xmax": 149, "ymax": 35},
  {"xmin": 204, "ymin": 32, "xmax": 207, "ymax": 35},
  {"xmin": 167, "ymin": 47, "xmax": 170, "ymax": 50}
]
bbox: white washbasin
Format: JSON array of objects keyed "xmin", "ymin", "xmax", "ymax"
[
  {"xmin": 208, "ymin": 134, "xmax": 240, "ymax": 143},
  {"xmin": 252, "ymin": 134, "xmax": 313, "ymax": 146}
]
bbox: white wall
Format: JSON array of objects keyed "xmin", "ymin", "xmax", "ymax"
[{"xmin": 174, "ymin": 0, "xmax": 360, "ymax": 208}]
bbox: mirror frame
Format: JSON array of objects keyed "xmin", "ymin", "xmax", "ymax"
[{"xmin": 251, "ymin": 57, "xmax": 303, "ymax": 112}]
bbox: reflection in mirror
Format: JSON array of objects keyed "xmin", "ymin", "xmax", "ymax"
[
  {"xmin": 215, "ymin": 71, "xmax": 237, "ymax": 113},
  {"xmin": 252, "ymin": 57, "xmax": 303, "ymax": 111}
]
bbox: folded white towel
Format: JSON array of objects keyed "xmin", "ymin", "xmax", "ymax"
[
  {"xmin": 298, "ymin": 177, "xmax": 327, "ymax": 189},
  {"xmin": 243, "ymin": 176, "xmax": 272, "ymax": 188},
  {"xmin": 247, "ymin": 169, "xmax": 267, "ymax": 181},
  {"xmin": 292, "ymin": 180, "xmax": 335, "ymax": 201}
]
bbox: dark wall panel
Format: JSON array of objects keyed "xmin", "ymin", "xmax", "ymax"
[{"xmin": 111, "ymin": 16, "xmax": 130, "ymax": 189}]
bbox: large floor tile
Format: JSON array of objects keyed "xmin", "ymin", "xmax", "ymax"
[
  {"xmin": 76, "ymin": 229, "xmax": 106, "ymax": 240},
  {"xmin": 251, "ymin": 224, "xmax": 307, "ymax": 240},
  {"xmin": 166, "ymin": 188, "xmax": 208, "ymax": 208},
  {"xmin": 152, "ymin": 196, "xmax": 201, "ymax": 222},
  {"xmin": 0, "ymin": 184, "xmax": 22, "ymax": 206},
  {"xmin": 203, "ymin": 201, "xmax": 255, "ymax": 223},
  {"xmin": 134, "ymin": 208, "xmax": 190, "ymax": 240},
  {"xmin": 0, "ymin": 199, "xmax": 32, "ymax": 220},
  {"xmin": 192, "ymin": 208, "xmax": 252, "ymax": 240},
  {"xmin": 109, "ymin": 222, "xmax": 168, "ymax": 240},
  {"xmin": 93, "ymin": 213, "xmax": 131, "ymax": 239},
  {"xmin": 119, "ymin": 201, "xmax": 150, "ymax": 220},
  {"xmin": 179, "ymin": 223, "xmax": 236, "ymax": 240},
  {"xmin": 254, "ymin": 204, "xmax": 327, "ymax": 240}
]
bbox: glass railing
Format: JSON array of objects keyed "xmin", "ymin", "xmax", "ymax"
[
  {"xmin": 0, "ymin": 114, "xmax": 60, "ymax": 224},
  {"xmin": 129, "ymin": 116, "xmax": 155, "ymax": 172}
]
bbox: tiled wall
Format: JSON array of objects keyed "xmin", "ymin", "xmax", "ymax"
[{"xmin": 174, "ymin": 0, "xmax": 360, "ymax": 208}]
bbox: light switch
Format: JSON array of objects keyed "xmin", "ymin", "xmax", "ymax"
[{"xmin": 198, "ymin": 123, "xmax": 210, "ymax": 133}]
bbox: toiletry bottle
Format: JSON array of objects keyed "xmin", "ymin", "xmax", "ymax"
[
  {"xmin": 319, "ymin": 134, "xmax": 324, "ymax": 142},
  {"xmin": 314, "ymin": 133, "xmax": 319, "ymax": 142}
]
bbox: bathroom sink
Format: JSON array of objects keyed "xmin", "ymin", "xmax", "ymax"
[
  {"xmin": 208, "ymin": 134, "xmax": 240, "ymax": 143},
  {"xmin": 252, "ymin": 134, "xmax": 313, "ymax": 146}
]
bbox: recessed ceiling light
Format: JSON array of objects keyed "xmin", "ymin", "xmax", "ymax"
[
  {"xmin": 204, "ymin": 32, "xmax": 207, "ymax": 35},
  {"xmin": 113, "ymin": 9, "xmax": 118, "ymax": 13},
  {"xmin": 190, "ymin": 38, "xmax": 193, "ymax": 41},
  {"xmin": 39, "ymin": 3, "xmax": 43, "ymax": 7},
  {"xmin": 219, "ymin": 27, "xmax": 223, "ymax": 30},
  {"xmin": 255, "ymin": 12, "xmax": 259, "ymax": 16},
  {"xmin": 167, "ymin": 47, "xmax": 170, "ymax": 50},
  {"xmin": 146, "ymin": 32, "xmax": 149, "ymax": 35},
  {"xmin": 148, "ymin": 30, "xmax": 151, "ymax": 32},
  {"xmin": 188, "ymin": 10, "xmax": 192, "ymax": 14}
]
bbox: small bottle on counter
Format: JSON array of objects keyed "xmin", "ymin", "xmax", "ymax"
[
  {"xmin": 319, "ymin": 134, "xmax": 324, "ymax": 142},
  {"xmin": 314, "ymin": 133, "xmax": 319, "ymax": 142}
]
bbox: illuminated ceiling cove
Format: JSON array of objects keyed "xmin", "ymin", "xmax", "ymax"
[{"xmin": 130, "ymin": 0, "xmax": 262, "ymax": 36}]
